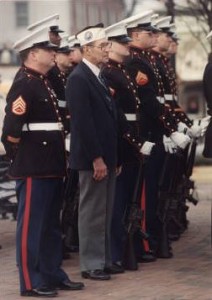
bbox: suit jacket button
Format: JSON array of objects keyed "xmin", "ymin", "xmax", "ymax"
[{"xmin": 43, "ymin": 141, "xmax": 47, "ymax": 145}]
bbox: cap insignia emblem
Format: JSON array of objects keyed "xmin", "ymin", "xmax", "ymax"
[{"xmin": 84, "ymin": 31, "xmax": 93, "ymax": 41}]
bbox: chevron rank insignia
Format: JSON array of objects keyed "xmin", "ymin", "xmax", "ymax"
[
  {"xmin": 136, "ymin": 71, "xmax": 149, "ymax": 86},
  {"xmin": 12, "ymin": 96, "xmax": 26, "ymax": 115}
]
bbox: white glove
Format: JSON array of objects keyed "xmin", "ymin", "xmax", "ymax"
[
  {"xmin": 65, "ymin": 133, "xmax": 71, "ymax": 152},
  {"xmin": 177, "ymin": 122, "xmax": 188, "ymax": 134},
  {"xmin": 140, "ymin": 141, "xmax": 155, "ymax": 155},
  {"xmin": 170, "ymin": 132, "xmax": 191, "ymax": 149},
  {"xmin": 163, "ymin": 135, "xmax": 177, "ymax": 154},
  {"xmin": 199, "ymin": 116, "xmax": 211, "ymax": 136},
  {"xmin": 187, "ymin": 124, "xmax": 202, "ymax": 138}
]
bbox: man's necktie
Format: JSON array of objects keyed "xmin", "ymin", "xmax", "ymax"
[
  {"xmin": 98, "ymin": 73, "xmax": 108, "ymax": 91},
  {"xmin": 98, "ymin": 74, "xmax": 114, "ymax": 110}
]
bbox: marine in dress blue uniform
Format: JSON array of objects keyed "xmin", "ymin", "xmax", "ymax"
[
  {"xmin": 48, "ymin": 38, "xmax": 72, "ymax": 134},
  {"xmin": 122, "ymin": 12, "xmax": 191, "ymax": 257},
  {"xmin": 1, "ymin": 27, "xmax": 84, "ymax": 297},
  {"xmin": 102, "ymin": 22, "xmax": 156, "ymax": 267}
]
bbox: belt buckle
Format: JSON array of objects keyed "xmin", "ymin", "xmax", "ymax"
[
  {"xmin": 136, "ymin": 113, "xmax": 140, "ymax": 121},
  {"xmin": 58, "ymin": 122, "xmax": 64, "ymax": 130}
]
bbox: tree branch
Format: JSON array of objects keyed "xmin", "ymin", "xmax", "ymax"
[{"xmin": 124, "ymin": 0, "xmax": 137, "ymax": 18}]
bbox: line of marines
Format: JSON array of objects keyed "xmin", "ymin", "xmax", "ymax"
[{"xmin": 1, "ymin": 10, "xmax": 211, "ymax": 298}]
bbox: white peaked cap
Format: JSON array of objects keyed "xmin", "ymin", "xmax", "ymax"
[
  {"xmin": 151, "ymin": 14, "xmax": 159, "ymax": 26},
  {"xmin": 76, "ymin": 26, "xmax": 106, "ymax": 46},
  {"xmin": 105, "ymin": 23, "xmax": 131, "ymax": 42},
  {"xmin": 13, "ymin": 26, "xmax": 57, "ymax": 52},
  {"xmin": 57, "ymin": 36, "xmax": 71, "ymax": 52},
  {"xmin": 155, "ymin": 16, "xmax": 172, "ymax": 29},
  {"xmin": 206, "ymin": 31, "xmax": 212, "ymax": 39},
  {"xmin": 27, "ymin": 14, "xmax": 63, "ymax": 32},
  {"xmin": 122, "ymin": 10, "xmax": 154, "ymax": 29},
  {"xmin": 68, "ymin": 35, "xmax": 81, "ymax": 48},
  {"xmin": 106, "ymin": 23, "xmax": 127, "ymax": 37},
  {"xmin": 169, "ymin": 23, "xmax": 176, "ymax": 33}
]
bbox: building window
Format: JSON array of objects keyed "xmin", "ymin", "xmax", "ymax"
[{"xmin": 15, "ymin": 1, "xmax": 29, "ymax": 27}]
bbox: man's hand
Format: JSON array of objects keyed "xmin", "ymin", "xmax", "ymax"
[
  {"xmin": 163, "ymin": 135, "xmax": 177, "ymax": 154},
  {"xmin": 177, "ymin": 121, "xmax": 188, "ymax": 134},
  {"xmin": 170, "ymin": 131, "xmax": 191, "ymax": 149},
  {"xmin": 187, "ymin": 124, "xmax": 202, "ymax": 138},
  {"xmin": 93, "ymin": 157, "xmax": 108, "ymax": 181},
  {"xmin": 4, "ymin": 141, "xmax": 19, "ymax": 161},
  {"xmin": 140, "ymin": 141, "xmax": 155, "ymax": 156},
  {"xmin": 199, "ymin": 116, "xmax": 211, "ymax": 136}
]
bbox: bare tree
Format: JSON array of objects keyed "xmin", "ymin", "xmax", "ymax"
[
  {"xmin": 123, "ymin": 0, "xmax": 138, "ymax": 18},
  {"xmin": 164, "ymin": 0, "xmax": 175, "ymax": 22},
  {"xmin": 160, "ymin": 0, "xmax": 212, "ymax": 56}
]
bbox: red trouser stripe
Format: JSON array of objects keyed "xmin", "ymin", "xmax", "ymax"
[
  {"xmin": 140, "ymin": 180, "xmax": 150, "ymax": 252},
  {"xmin": 21, "ymin": 177, "xmax": 32, "ymax": 290}
]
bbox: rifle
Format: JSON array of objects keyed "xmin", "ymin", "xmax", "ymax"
[
  {"xmin": 157, "ymin": 139, "xmax": 198, "ymax": 246},
  {"xmin": 157, "ymin": 151, "xmax": 182, "ymax": 257},
  {"xmin": 61, "ymin": 169, "xmax": 79, "ymax": 252},
  {"xmin": 0, "ymin": 155, "xmax": 17, "ymax": 220},
  {"xmin": 169, "ymin": 138, "xmax": 198, "ymax": 235},
  {"xmin": 122, "ymin": 161, "xmax": 148, "ymax": 270},
  {"xmin": 184, "ymin": 137, "xmax": 198, "ymax": 205}
]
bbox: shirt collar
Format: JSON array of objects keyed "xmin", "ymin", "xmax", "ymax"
[{"xmin": 83, "ymin": 58, "xmax": 100, "ymax": 78}]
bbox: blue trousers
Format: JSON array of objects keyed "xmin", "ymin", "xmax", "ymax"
[
  {"xmin": 111, "ymin": 163, "xmax": 139, "ymax": 263},
  {"xmin": 16, "ymin": 177, "xmax": 69, "ymax": 292},
  {"xmin": 144, "ymin": 145, "xmax": 166, "ymax": 250}
]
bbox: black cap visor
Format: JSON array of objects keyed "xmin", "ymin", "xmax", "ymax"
[
  {"xmin": 57, "ymin": 46, "xmax": 71, "ymax": 53},
  {"xmin": 32, "ymin": 41, "xmax": 58, "ymax": 50},
  {"xmin": 108, "ymin": 35, "xmax": 132, "ymax": 43},
  {"xmin": 50, "ymin": 26, "xmax": 64, "ymax": 33}
]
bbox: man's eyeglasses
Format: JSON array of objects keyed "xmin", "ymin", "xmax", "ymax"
[{"xmin": 89, "ymin": 42, "xmax": 112, "ymax": 50}]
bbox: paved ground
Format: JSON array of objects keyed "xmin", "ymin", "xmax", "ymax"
[{"xmin": 0, "ymin": 166, "xmax": 212, "ymax": 300}]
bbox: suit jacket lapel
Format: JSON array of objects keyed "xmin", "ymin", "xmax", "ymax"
[{"xmin": 80, "ymin": 62, "xmax": 116, "ymax": 118}]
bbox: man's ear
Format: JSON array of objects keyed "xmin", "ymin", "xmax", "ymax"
[{"xmin": 29, "ymin": 49, "xmax": 38, "ymax": 61}]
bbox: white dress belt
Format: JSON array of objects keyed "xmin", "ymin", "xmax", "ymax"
[
  {"xmin": 164, "ymin": 94, "xmax": 174, "ymax": 101},
  {"xmin": 157, "ymin": 96, "xmax": 165, "ymax": 104},
  {"xmin": 22, "ymin": 122, "xmax": 64, "ymax": 131},
  {"xmin": 58, "ymin": 100, "xmax": 66, "ymax": 108},
  {"xmin": 125, "ymin": 114, "xmax": 138, "ymax": 121}
]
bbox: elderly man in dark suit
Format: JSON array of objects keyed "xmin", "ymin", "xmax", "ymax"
[{"xmin": 66, "ymin": 24, "xmax": 122, "ymax": 280}]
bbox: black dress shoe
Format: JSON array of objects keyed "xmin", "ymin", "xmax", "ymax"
[
  {"xmin": 138, "ymin": 251, "xmax": 157, "ymax": 263},
  {"xmin": 81, "ymin": 269, "xmax": 111, "ymax": 280},
  {"xmin": 56, "ymin": 279, "xmax": 84, "ymax": 290},
  {"xmin": 104, "ymin": 263, "xmax": 125, "ymax": 274},
  {"xmin": 168, "ymin": 233, "xmax": 180, "ymax": 241},
  {"xmin": 21, "ymin": 287, "xmax": 58, "ymax": 297}
]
